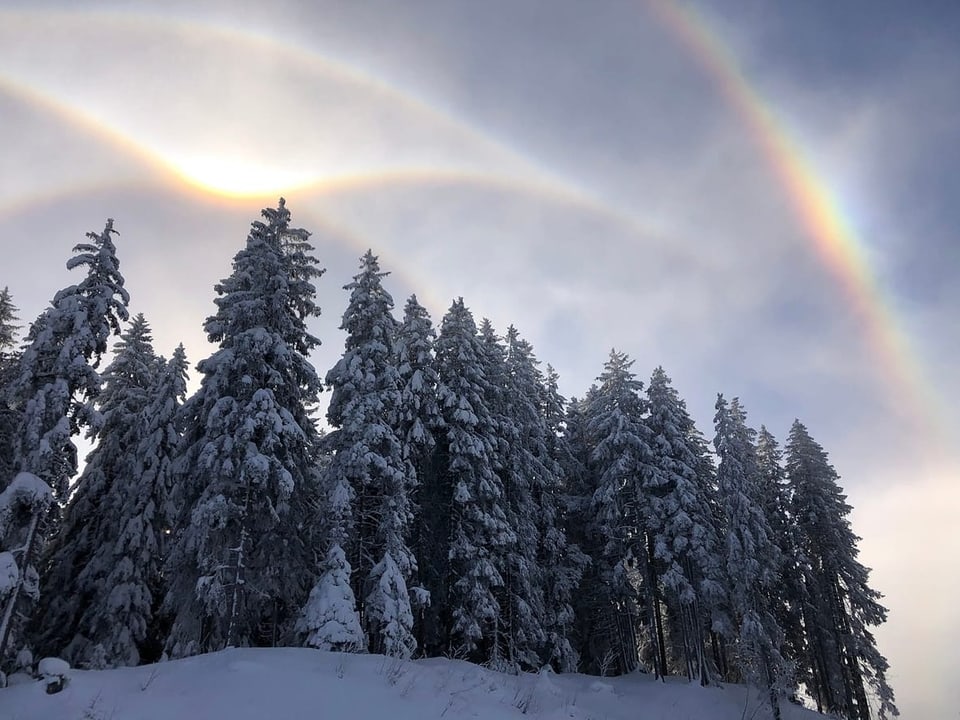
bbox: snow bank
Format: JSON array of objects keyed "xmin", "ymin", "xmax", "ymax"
[
  {"xmin": 0, "ymin": 647, "xmax": 824, "ymax": 720},
  {"xmin": 37, "ymin": 658, "xmax": 70, "ymax": 678}
]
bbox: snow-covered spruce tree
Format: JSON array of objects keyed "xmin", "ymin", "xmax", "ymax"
[
  {"xmin": 0, "ymin": 288, "xmax": 18, "ymax": 354},
  {"xmin": 296, "ymin": 405, "xmax": 363, "ymax": 652},
  {"xmin": 431, "ymin": 299, "xmax": 513, "ymax": 662},
  {"xmin": 319, "ymin": 250, "xmax": 416, "ymax": 657},
  {"xmin": 537, "ymin": 369, "xmax": 589, "ymax": 673},
  {"xmin": 755, "ymin": 426, "xmax": 805, "ymax": 698},
  {"xmin": 96, "ymin": 344, "xmax": 189, "ymax": 666},
  {"xmin": 644, "ymin": 367, "xmax": 726, "ymax": 685},
  {"xmin": 68, "ymin": 344, "xmax": 188, "ymax": 667},
  {"xmin": 0, "ymin": 287, "xmax": 22, "ymax": 491},
  {"xmin": 1, "ymin": 220, "xmax": 128, "ymax": 665},
  {"xmin": 11, "ymin": 219, "xmax": 130, "ymax": 501},
  {"xmin": 396, "ymin": 294, "xmax": 443, "ymax": 482},
  {"xmin": 34, "ymin": 314, "xmax": 160, "ymax": 666},
  {"xmin": 297, "ymin": 542, "xmax": 365, "ymax": 652},
  {"xmin": 561, "ymin": 389, "xmax": 615, "ymax": 674},
  {"xmin": 477, "ymin": 320, "xmax": 545, "ymax": 671},
  {"xmin": 713, "ymin": 395, "xmax": 790, "ymax": 719},
  {"xmin": 505, "ymin": 328, "xmax": 585, "ymax": 672},
  {"xmin": 394, "ymin": 294, "xmax": 443, "ymax": 649},
  {"xmin": 786, "ymin": 420, "xmax": 898, "ymax": 720},
  {"xmin": 582, "ymin": 350, "xmax": 654, "ymax": 676},
  {"xmin": 164, "ymin": 199, "xmax": 324, "ymax": 657}
]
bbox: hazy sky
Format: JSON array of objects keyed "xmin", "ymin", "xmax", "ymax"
[{"xmin": 1, "ymin": 1, "xmax": 957, "ymax": 716}]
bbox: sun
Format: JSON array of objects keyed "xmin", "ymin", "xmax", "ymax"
[{"xmin": 168, "ymin": 154, "xmax": 320, "ymax": 199}]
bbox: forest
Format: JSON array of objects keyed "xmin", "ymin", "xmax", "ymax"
[{"xmin": 0, "ymin": 200, "xmax": 897, "ymax": 720}]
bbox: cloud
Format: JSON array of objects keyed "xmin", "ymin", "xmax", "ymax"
[{"xmin": 0, "ymin": 3, "xmax": 954, "ymax": 716}]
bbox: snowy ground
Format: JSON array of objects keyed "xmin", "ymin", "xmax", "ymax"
[{"xmin": 1, "ymin": 647, "xmax": 825, "ymax": 720}]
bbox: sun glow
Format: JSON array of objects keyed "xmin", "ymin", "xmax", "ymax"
[{"xmin": 168, "ymin": 154, "xmax": 321, "ymax": 199}]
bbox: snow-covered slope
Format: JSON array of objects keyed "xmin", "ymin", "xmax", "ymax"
[{"xmin": 1, "ymin": 648, "xmax": 825, "ymax": 720}]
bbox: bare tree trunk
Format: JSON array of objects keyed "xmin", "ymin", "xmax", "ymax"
[
  {"xmin": 226, "ymin": 475, "xmax": 252, "ymax": 649},
  {"xmin": 646, "ymin": 533, "xmax": 667, "ymax": 679}
]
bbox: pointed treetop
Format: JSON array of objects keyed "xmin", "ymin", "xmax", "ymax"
[{"xmin": 0, "ymin": 286, "xmax": 20, "ymax": 352}]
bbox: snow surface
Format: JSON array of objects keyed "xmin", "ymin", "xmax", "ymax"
[{"xmin": 0, "ymin": 647, "xmax": 825, "ymax": 720}]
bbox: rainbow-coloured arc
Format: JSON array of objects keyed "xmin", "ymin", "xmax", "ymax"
[{"xmin": 649, "ymin": 0, "xmax": 944, "ymax": 443}]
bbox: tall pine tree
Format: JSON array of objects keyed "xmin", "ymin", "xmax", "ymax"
[
  {"xmin": 35, "ymin": 314, "xmax": 160, "ymax": 667},
  {"xmin": 1, "ymin": 220, "xmax": 128, "ymax": 664},
  {"xmin": 0, "ymin": 287, "xmax": 22, "ymax": 492},
  {"xmin": 431, "ymin": 299, "xmax": 513, "ymax": 662},
  {"xmin": 537, "ymin": 365, "xmax": 588, "ymax": 672},
  {"xmin": 713, "ymin": 396, "xmax": 790, "ymax": 719},
  {"xmin": 164, "ymin": 199, "xmax": 324, "ymax": 657},
  {"xmin": 582, "ymin": 350, "xmax": 654, "ymax": 676},
  {"xmin": 786, "ymin": 420, "xmax": 897, "ymax": 720},
  {"xmin": 395, "ymin": 294, "xmax": 443, "ymax": 650},
  {"xmin": 645, "ymin": 367, "xmax": 726, "ymax": 685},
  {"xmin": 320, "ymin": 250, "xmax": 417, "ymax": 657}
]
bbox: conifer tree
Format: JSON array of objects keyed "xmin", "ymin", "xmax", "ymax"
[
  {"xmin": 297, "ymin": 414, "xmax": 363, "ymax": 652},
  {"xmin": 320, "ymin": 250, "xmax": 416, "ymax": 657},
  {"xmin": 107, "ymin": 344, "xmax": 189, "ymax": 664},
  {"xmin": 1, "ymin": 220, "xmax": 128, "ymax": 664},
  {"xmin": 582, "ymin": 350, "xmax": 654, "ymax": 676},
  {"xmin": 164, "ymin": 199, "xmax": 324, "ymax": 657},
  {"xmin": 297, "ymin": 545, "xmax": 365, "ymax": 652},
  {"xmin": 561, "ymin": 391, "xmax": 611, "ymax": 673},
  {"xmin": 395, "ymin": 295, "xmax": 442, "ymax": 481},
  {"xmin": 11, "ymin": 220, "xmax": 129, "ymax": 500},
  {"xmin": 0, "ymin": 288, "xmax": 18, "ymax": 354},
  {"xmin": 786, "ymin": 421, "xmax": 898, "ymax": 720},
  {"xmin": 479, "ymin": 321, "xmax": 544, "ymax": 671},
  {"xmin": 432, "ymin": 299, "xmax": 513, "ymax": 661},
  {"xmin": 755, "ymin": 426, "xmax": 805, "ymax": 697},
  {"xmin": 538, "ymin": 372, "xmax": 589, "ymax": 672},
  {"xmin": 713, "ymin": 396, "xmax": 789, "ymax": 719},
  {"xmin": 395, "ymin": 294, "xmax": 443, "ymax": 648},
  {"xmin": 0, "ymin": 287, "xmax": 22, "ymax": 491},
  {"xmin": 504, "ymin": 329, "xmax": 583, "ymax": 671},
  {"xmin": 35, "ymin": 314, "xmax": 160, "ymax": 666},
  {"xmin": 645, "ymin": 367, "xmax": 725, "ymax": 685}
]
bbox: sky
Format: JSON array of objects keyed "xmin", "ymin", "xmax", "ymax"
[{"xmin": 0, "ymin": 0, "xmax": 957, "ymax": 716}]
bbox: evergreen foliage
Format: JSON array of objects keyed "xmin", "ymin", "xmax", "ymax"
[
  {"xmin": 319, "ymin": 250, "xmax": 416, "ymax": 657},
  {"xmin": 163, "ymin": 199, "xmax": 324, "ymax": 657},
  {"xmin": 35, "ymin": 314, "xmax": 161, "ymax": 667},
  {"xmin": 1, "ymin": 220, "xmax": 128, "ymax": 665},
  {"xmin": 0, "ymin": 203, "xmax": 898, "ymax": 716},
  {"xmin": 11, "ymin": 220, "xmax": 130, "ymax": 500},
  {"xmin": 0, "ymin": 287, "xmax": 22, "ymax": 491},
  {"xmin": 644, "ymin": 367, "xmax": 725, "ymax": 685},
  {"xmin": 432, "ymin": 299, "xmax": 513, "ymax": 662},
  {"xmin": 713, "ymin": 396, "xmax": 790, "ymax": 719},
  {"xmin": 394, "ymin": 294, "xmax": 443, "ymax": 650},
  {"xmin": 297, "ymin": 544, "xmax": 365, "ymax": 652},
  {"xmin": 517, "ymin": 347, "xmax": 585, "ymax": 672},
  {"xmin": 786, "ymin": 421, "xmax": 898, "ymax": 720},
  {"xmin": 756, "ymin": 426, "xmax": 806, "ymax": 698},
  {"xmin": 581, "ymin": 350, "xmax": 654, "ymax": 676}
]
